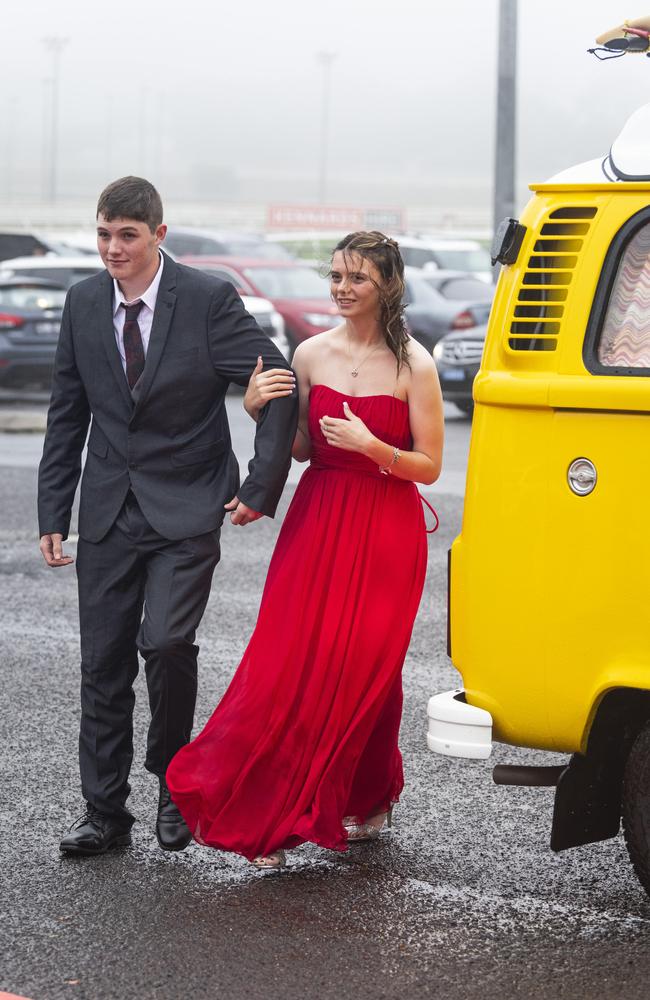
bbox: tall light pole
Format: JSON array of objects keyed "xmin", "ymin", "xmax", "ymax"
[
  {"xmin": 317, "ymin": 51, "xmax": 336, "ymax": 205},
  {"xmin": 4, "ymin": 96, "xmax": 17, "ymax": 203},
  {"xmin": 41, "ymin": 77, "xmax": 51, "ymax": 200},
  {"xmin": 105, "ymin": 94, "xmax": 114, "ymax": 181},
  {"xmin": 42, "ymin": 36, "xmax": 69, "ymax": 202},
  {"xmin": 138, "ymin": 85, "xmax": 149, "ymax": 174},
  {"xmin": 493, "ymin": 0, "xmax": 517, "ymax": 248},
  {"xmin": 152, "ymin": 91, "xmax": 164, "ymax": 186}
]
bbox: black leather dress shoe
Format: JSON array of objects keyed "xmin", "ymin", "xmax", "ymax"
[
  {"xmin": 60, "ymin": 806, "xmax": 132, "ymax": 856},
  {"xmin": 157, "ymin": 778, "xmax": 192, "ymax": 851}
]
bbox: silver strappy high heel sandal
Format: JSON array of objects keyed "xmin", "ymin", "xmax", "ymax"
[
  {"xmin": 343, "ymin": 808, "xmax": 393, "ymax": 843},
  {"xmin": 251, "ymin": 849, "xmax": 287, "ymax": 871}
]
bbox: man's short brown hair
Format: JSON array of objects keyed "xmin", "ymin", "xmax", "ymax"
[{"xmin": 96, "ymin": 176, "xmax": 163, "ymax": 233}]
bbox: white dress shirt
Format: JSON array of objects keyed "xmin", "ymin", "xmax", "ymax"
[{"xmin": 112, "ymin": 252, "xmax": 164, "ymax": 375}]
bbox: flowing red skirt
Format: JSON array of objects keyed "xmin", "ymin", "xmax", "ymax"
[{"xmin": 167, "ymin": 386, "xmax": 429, "ymax": 860}]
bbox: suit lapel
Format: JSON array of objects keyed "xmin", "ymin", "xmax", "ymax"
[
  {"xmin": 97, "ymin": 273, "xmax": 133, "ymax": 411},
  {"xmin": 131, "ymin": 254, "xmax": 178, "ymax": 419}
]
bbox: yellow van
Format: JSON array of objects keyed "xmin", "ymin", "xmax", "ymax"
[{"xmin": 427, "ymin": 102, "xmax": 650, "ymax": 897}]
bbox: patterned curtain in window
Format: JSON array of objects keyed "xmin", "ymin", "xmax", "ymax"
[{"xmin": 599, "ymin": 225, "xmax": 650, "ymax": 367}]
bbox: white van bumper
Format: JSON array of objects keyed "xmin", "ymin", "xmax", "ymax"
[{"xmin": 426, "ymin": 689, "xmax": 493, "ymax": 759}]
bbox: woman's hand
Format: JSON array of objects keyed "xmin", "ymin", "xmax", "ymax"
[
  {"xmin": 224, "ymin": 495, "xmax": 264, "ymax": 526},
  {"xmin": 244, "ymin": 357, "xmax": 296, "ymax": 422},
  {"xmin": 319, "ymin": 401, "xmax": 375, "ymax": 454}
]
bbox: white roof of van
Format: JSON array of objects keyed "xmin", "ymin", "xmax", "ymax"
[{"xmin": 546, "ymin": 102, "xmax": 650, "ymax": 184}]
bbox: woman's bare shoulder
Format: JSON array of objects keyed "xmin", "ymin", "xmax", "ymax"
[
  {"xmin": 405, "ymin": 336, "xmax": 437, "ymax": 374},
  {"xmin": 293, "ymin": 326, "xmax": 344, "ymax": 365},
  {"xmin": 294, "ymin": 325, "xmax": 344, "ymax": 354},
  {"xmin": 400, "ymin": 338, "xmax": 441, "ymax": 407}
]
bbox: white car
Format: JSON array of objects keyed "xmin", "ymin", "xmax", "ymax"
[
  {"xmin": 0, "ymin": 255, "xmax": 104, "ymax": 289},
  {"xmin": 393, "ymin": 236, "xmax": 493, "ymax": 283},
  {"xmin": 240, "ymin": 295, "xmax": 289, "ymax": 360},
  {"xmin": 40, "ymin": 230, "xmax": 105, "ymax": 256}
]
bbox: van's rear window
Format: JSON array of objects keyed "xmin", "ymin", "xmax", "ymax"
[{"xmin": 598, "ymin": 224, "xmax": 650, "ymax": 368}]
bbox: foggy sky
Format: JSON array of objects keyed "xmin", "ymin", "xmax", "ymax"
[{"xmin": 1, "ymin": 1, "xmax": 649, "ymax": 213}]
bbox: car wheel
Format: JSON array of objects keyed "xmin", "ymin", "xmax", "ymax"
[
  {"xmin": 622, "ymin": 722, "xmax": 650, "ymax": 897},
  {"xmin": 455, "ymin": 400, "xmax": 474, "ymax": 417}
]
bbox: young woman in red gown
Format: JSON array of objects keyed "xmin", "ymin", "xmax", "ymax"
[{"xmin": 166, "ymin": 232, "xmax": 444, "ymax": 868}]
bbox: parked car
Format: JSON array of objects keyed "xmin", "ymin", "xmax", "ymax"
[
  {"xmin": 396, "ymin": 236, "xmax": 493, "ymax": 283},
  {"xmin": 0, "ymin": 255, "xmax": 104, "ymax": 289},
  {"xmin": 239, "ymin": 295, "xmax": 289, "ymax": 359},
  {"xmin": 179, "ymin": 256, "xmax": 338, "ymax": 353},
  {"xmin": 424, "ymin": 271, "xmax": 494, "ymax": 305},
  {"xmin": 40, "ymin": 230, "xmax": 105, "ymax": 256},
  {"xmin": 0, "ymin": 229, "xmax": 69, "ymax": 262},
  {"xmin": 164, "ymin": 227, "xmax": 292, "ymax": 261},
  {"xmin": 0, "ymin": 278, "xmax": 67, "ymax": 386},
  {"xmin": 0, "ymin": 260, "xmax": 287, "ymax": 386},
  {"xmin": 432, "ymin": 324, "xmax": 486, "ymax": 416},
  {"xmin": 404, "ymin": 266, "xmax": 492, "ymax": 352}
]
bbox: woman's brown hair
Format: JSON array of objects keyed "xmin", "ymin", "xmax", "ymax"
[{"xmin": 332, "ymin": 231, "xmax": 410, "ymax": 371}]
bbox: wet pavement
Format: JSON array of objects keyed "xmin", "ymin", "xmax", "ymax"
[{"xmin": 1, "ymin": 404, "xmax": 649, "ymax": 1000}]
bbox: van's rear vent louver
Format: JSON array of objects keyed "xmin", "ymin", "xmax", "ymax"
[{"xmin": 508, "ymin": 206, "xmax": 597, "ymax": 352}]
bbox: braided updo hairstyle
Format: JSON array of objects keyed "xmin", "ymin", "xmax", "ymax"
[{"xmin": 332, "ymin": 231, "xmax": 410, "ymax": 371}]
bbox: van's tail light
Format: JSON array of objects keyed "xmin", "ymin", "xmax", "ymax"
[
  {"xmin": 451, "ymin": 310, "xmax": 476, "ymax": 330},
  {"xmin": 0, "ymin": 313, "xmax": 25, "ymax": 329}
]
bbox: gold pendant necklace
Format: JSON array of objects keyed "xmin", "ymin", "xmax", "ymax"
[{"xmin": 348, "ymin": 335, "xmax": 383, "ymax": 377}]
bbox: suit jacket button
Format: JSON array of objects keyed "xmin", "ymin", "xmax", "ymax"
[{"xmin": 129, "ymin": 462, "xmax": 138, "ymax": 470}]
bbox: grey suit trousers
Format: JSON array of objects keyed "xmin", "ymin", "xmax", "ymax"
[{"xmin": 75, "ymin": 491, "xmax": 221, "ymax": 825}]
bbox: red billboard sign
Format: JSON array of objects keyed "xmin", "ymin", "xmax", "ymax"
[{"xmin": 267, "ymin": 205, "xmax": 405, "ymax": 232}]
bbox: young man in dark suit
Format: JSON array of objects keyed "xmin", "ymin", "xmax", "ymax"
[{"xmin": 38, "ymin": 176, "xmax": 298, "ymax": 855}]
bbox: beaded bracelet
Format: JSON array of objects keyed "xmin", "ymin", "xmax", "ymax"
[{"xmin": 379, "ymin": 447, "xmax": 401, "ymax": 475}]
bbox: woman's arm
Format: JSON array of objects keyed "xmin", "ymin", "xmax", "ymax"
[
  {"xmin": 243, "ymin": 356, "xmax": 295, "ymax": 420},
  {"xmin": 242, "ymin": 346, "xmax": 313, "ymax": 461},
  {"xmin": 318, "ymin": 345, "xmax": 444, "ymax": 486},
  {"xmin": 369, "ymin": 358, "xmax": 443, "ymax": 484}
]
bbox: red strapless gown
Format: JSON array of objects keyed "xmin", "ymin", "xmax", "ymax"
[{"xmin": 166, "ymin": 385, "xmax": 429, "ymax": 861}]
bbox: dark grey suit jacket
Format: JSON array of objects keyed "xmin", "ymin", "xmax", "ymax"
[{"xmin": 38, "ymin": 254, "xmax": 298, "ymax": 542}]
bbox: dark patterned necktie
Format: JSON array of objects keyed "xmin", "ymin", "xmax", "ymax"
[{"xmin": 121, "ymin": 300, "xmax": 145, "ymax": 389}]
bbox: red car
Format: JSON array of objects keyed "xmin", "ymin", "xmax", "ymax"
[{"xmin": 179, "ymin": 256, "xmax": 338, "ymax": 354}]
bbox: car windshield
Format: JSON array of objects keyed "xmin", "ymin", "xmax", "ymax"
[
  {"xmin": 244, "ymin": 266, "xmax": 329, "ymax": 299},
  {"xmin": 431, "ymin": 248, "xmax": 492, "ymax": 272},
  {"xmin": 0, "ymin": 286, "xmax": 66, "ymax": 309},
  {"xmin": 426, "ymin": 277, "xmax": 493, "ymax": 301}
]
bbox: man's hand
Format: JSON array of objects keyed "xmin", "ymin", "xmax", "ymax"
[
  {"xmin": 224, "ymin": 496, "xmax": 264, "ymax": 527},
  {"xmin": 40, "ymin": 533, "xmax": 74, "ymax": 567}
]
